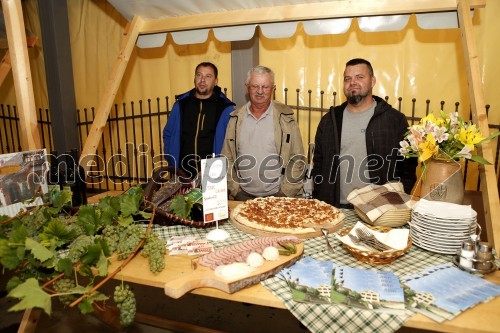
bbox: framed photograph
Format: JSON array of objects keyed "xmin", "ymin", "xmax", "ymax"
[{"xmin": 0, "ymin": 149, "xmax": 48, "ymax": 217}]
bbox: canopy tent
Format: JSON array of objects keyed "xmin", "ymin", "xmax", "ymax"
[
  {"xmin": 109, "ymin": 0, "xmax": 476, "ymax": 46},
  {"xmin": 3, "ymin": 0, "xmax": 498, "ymax": 253}
]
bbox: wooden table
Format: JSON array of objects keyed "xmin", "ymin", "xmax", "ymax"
[{"xmin": 96, "ymin": 193, "xmax": 500, "ymax": 333}]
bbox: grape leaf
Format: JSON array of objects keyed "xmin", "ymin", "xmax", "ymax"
[
  {"xmin": 117, "ymin": 215, "xmax": 134, "ymax": 227},
  {"xmin": 0, "ymin": 239, "xmax": 22, "ymax": 269},
  {"xmin": 98, "ymin": 195, "xmax": 121, "ymax": 212},
  {"xmin": 25, "ymin": 238, "xmax": 54, "ymax": 263},
  {"xmin": 77, "ymin": 205, "xmax": 99, "ymax": 235},
  {"xmin": 55, "ymin": 258, "xmax": 73, "ymax": 276},
  {"xmin": 98, "ymin": 196, "xmax": 120, "ymax": 225},
  {"xmin": 80, "ymin": 243, "xmax": 101, "ymax": 266},
  {"xmin": 99, "ymin": 209, "xmax": 117, "ymax": 226},
  {"xmin": 10, "ymin": 224, "xmax": 28, "ymax": 243},
  {"xmin": 78, "ymin": 298, "xmax": 94, "ymax": 314},
  {"xmin": 137, "ymin": 210, "xmax": 152, "ymax": 220},
  {"xmin": 6, "ymin": 276, "xmax": 23, "ymax": 292},
  {"xmin": 52, "ymin": 190, "xmax": 72, "ymax": 210},
  {"xmin": 8, "ymin": 278, "xmax": 52, "ymax": 315},
  {"xmin": 169, "ymin": 194, "xmax": 193, "ymax": 219},
  {"xmin": 120, "ymin": 194, "xmax": 140, "ymax": 218},
  {"xmin": 77, "ymin": 291, "xmax": 108, "ymax": 314},
  {"xmin": 39, "ymin": 218, "xmax": 76, "ymax": 247},
  {"xmin": 96, "ymin": 250, "xmax": 108, "ymax": 276}
]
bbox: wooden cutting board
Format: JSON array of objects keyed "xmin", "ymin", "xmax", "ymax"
[{"xmin": 164, "ymin": 243, "xmax": 303, "ymax": 299}]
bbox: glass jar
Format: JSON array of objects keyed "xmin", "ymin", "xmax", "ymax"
[
  {"xmin": 475, "ymin": 242, "xmax": 494, "ymax": 271},
  {"xmin": 459, "ymin": 240, "xmax": 474, "ymax": 269}
]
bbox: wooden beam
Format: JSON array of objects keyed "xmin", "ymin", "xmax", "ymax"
[
  {"xmin": 457, "ymin": 0, "xmax": 500, "ymax": 253},
  {"xmin": 0, "ymin": 51, "xmax": 12, "ymax": 87},
  {"xmin": 17, "ymin": 308, "xmax": 41, "ymax": 333},
  {"xmin": 80, "ymin": 16, "xmax": 143, "ymax": 171},
  {"xmin": 0, "ymin": 36, "xmax": 36, "ymax": 88},
  {"xmin": 141, "ymin": 0, "xmax": 486, "ymax": 34},
  {"xmin": 1, "ymin": 0, "xmax": 41, "ymax": 150}
]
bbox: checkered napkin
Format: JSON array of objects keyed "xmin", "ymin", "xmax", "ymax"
[{"xmin": 347, "ymin": 182, "xmax": 417, "ymax": 222}]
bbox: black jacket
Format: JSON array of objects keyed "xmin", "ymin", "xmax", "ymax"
[{"xmin": 311, "ymin": 96, "xmax": 417, "ymax": 206}]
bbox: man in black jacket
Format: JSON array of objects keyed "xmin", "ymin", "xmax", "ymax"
[{"xmin": 312, "ymin": 58, "xmax": 417, "ymax": 208}]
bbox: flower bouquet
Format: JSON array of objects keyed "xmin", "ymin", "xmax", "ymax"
[
  {"xmin": 399, "ymin": 111, "xmax": 499, "ymax": 203},
  {"xmin": 399, "ymin": 111, "xmax": 499, "ymax": 165}
]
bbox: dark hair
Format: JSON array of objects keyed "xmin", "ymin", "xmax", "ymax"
[
  {"xmin": 195, "ymin": 62, "xmax": 218, "ymax": 78},
  {"xmin": 345, "ymin": 58, "xmax": 374, "ymax": 76}
]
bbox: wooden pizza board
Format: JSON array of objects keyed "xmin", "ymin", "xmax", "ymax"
[
  {"xmin": 229, "ymin": 204, "xmax": 345, "ymax": 239},
  {"xmin": 164, "ymin": 243, "xmax": 303, "ymax": 299}
]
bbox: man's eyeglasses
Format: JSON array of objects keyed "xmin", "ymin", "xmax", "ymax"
[{"xmin": 249, "ymin": 84, "xmax": 274, "ymax": 92}]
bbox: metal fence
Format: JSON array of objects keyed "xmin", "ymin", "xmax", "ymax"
[{"xmin": 1, "ymin": 88, "xmax": 499, "ymax": 193}]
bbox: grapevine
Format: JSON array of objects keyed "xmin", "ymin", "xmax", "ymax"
[{"xmin": 0, "ymin": 186, "xmax": 164, "ymax": 327}]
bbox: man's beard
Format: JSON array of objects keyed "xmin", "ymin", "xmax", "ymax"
[
  {"xmin": 347, "ymin": 94, "xmax": 363, "ymax": 105},
  {"xmin": 196, "ymin": 87, "xmax": 210, "ymax": 96}
]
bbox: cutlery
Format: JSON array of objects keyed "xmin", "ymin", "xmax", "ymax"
[
  {"xmin": 355, "ymin": 228, "xmax": 394, "ymax": 251},
  {"xmin": 321, "ymin": 228, "xmax": 334, "ymax": 253},
  {"xmin": 347, "ymin": 233, "xmax": 382, "ymax": 251}
]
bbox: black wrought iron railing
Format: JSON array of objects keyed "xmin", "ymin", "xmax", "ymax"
[{"xmin": 1, "ymin": 88, "xmax": 499, "ymax": 193}]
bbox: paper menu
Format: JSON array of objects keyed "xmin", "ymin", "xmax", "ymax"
[
  {"xmin": 401, "ymin": 263, "xmax": 500, "ymax": 322},
  {"xmin": 200, "ymin": 156, "xmax": 228, "ymax": 223},
  {"xmin": 281, "ymin": 257, "xmax": 406, "ymax": 314}
]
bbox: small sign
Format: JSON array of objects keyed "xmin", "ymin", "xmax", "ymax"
[{"xmin": 200, "ymin": 156, "xmax": 228, "ymax": 223}]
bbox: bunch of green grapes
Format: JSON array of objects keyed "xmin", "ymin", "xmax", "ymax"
[
  {"xmin": 115, "ymin": 224, "xmax": 145, "ymax": 260},
  {"xmin": 101, "ymin": 225, "xmax": 120, "ymax": 253},
  {"xmin": 52, "ymin": 278, "xmax": 76, "ymax": 306},
  {"xmin": 141, "ymin": 231, "xmax": 166, "ymax": 274},
  {"xmin": 113, "ymin": 284, "xmax": 136, "ymax": 327}
]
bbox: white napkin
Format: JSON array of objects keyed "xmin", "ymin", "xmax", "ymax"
[
  {"xmin": 413, "ymin": 199, "xmax": 477, "ymax": 219},
  {"xmin": 336, "ymin": 222, "xmax": 409, "ymax": 252}
]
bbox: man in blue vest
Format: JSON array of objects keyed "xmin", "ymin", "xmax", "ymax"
[{"xmin": 163, "ymin": 62, "xmax": 235, "ymax": 179}]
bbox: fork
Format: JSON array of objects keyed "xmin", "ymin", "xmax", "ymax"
[
  {"xmin": 355, "ymin": 228, "xmax": 394, "ymax": 251},
  {"xmin": 321, "ymin": 228, "xmax": 334, "ymax": 253},
  {"xmin": 347, "ymin": 233, "xmax": 382, "ymax": 251}
]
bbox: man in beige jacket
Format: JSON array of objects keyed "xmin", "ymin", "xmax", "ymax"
[{"xmin": 221, "ymin": 65, "xmax": 305, "ymax": 201}]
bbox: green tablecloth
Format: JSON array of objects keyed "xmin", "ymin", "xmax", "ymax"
[{"xmin": 148, "ymin": 209, "xmax": 452, "ymax": 333}]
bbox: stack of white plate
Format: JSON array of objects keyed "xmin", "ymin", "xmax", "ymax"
[{"xmin": 409, "ymin": 199, "xmax": 477, "ymax": 255}]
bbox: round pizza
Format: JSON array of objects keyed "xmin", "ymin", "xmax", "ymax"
[{"xmin": 231, "ymin": 197, "xmax": 345, "ymax": 234}]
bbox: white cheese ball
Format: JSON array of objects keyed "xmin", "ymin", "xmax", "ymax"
[
  {"xmin": 262, "ymin": 246, "xmax": 280, "ymax": 261},
  {"xmin": 246, "ymin": 252, "xmax": 265, "ymax": 268},
  {"xmin": 214, "ymin": 263, "xmax": 255, "ymax": 281}
]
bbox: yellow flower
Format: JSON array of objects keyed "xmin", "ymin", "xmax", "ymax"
[
  {"xmin": 418, "ymin": 134, "xmax": 439, "ymax": 162},
  {"xmin": 421, "ymin": 113, "xmax": 446, "ymax": 127},
  {"xmin": 457, "ymin": 125, "xmax": 484, "ymax": 148}
]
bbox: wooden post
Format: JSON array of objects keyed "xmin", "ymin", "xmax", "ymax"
[
  {"xmin": 0, "ymin": 51, "xmax": 12, "ymax": 87},
  {"xmin": 1, "ymin": 0, "xmax": 41, "ymax": 150},
  {"xmin": 457, "ymin": 0, "xmax": 500, "ymax": 252},
  {"xmin": 80, "ymin": 16, "xmax": 143, "ymax": 171}
]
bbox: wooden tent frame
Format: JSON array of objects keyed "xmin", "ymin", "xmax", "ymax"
[
  {"xmin": 1, "ymin": 0, "xmax": 40, "ymax": 150},
  {"xmin": 4, "ymin": 0, "xmax": 498, "ymax": 252}
]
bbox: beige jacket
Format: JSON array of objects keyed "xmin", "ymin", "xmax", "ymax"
[{"xmin": 221, "ymin": 101, "xmax": 305, "ymax": 197}]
